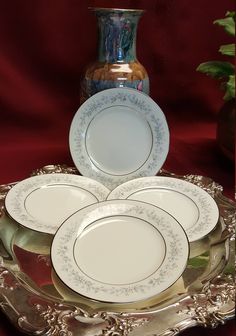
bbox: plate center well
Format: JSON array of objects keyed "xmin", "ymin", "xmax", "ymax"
[
  {"xmin": 24, "ymin": 185, "xmax": 97, "ymax": 227},
  {"xmin": 85, "ymin": 106, "xmax": 153, "ymax": 175},
  {"xmin": 74, "ymin": 215, "xmax": 166, "ymax": 285}
]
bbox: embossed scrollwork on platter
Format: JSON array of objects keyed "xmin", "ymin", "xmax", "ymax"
[
  {"xmin": 216, "ymin": 199, "xmax": 236, "ymax": 240},
  {"xmin": 0, "ymin": 164, "xmax": 235, "ymax": 336},
  {"xmin": 156, "ymin": 327, "xmax": 182, "ymax": 336},
  {"xmin": 99, "ymin": 313, "xmax": 149, "ymax": 336},
  {"xmin": 0, "ymin": 183, "xmax": 15, "ymax": 217},
  {"xmin": 35, "ymin": 303, "xmax": 78, "ymax": 336},
  {"xmin": 180, "ymin": 274, "xmax": 235, "ymax": 328},
  {"xmin": 183, "ymin": 174, "xmax": 223, "ymax": 197},
  {"xmin": 222, "ymin": 210, "xmax": 235, "ymax": 240},
  {"xmin": 31, "ymin": 164, "xmax": 79, "ymax": 177},
  {"xmin": 34, "ymin": 303, "xmax": 149, "ymax": 336}
]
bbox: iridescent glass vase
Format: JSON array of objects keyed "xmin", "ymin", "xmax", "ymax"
[{"xmin": 80, "ymin": 8, "xmax": 149, "ymax": 103}]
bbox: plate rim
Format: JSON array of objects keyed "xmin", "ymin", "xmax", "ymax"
[
  {"xmin": 107, "ymin": 176, "xmax": 220, "ymax": 242},
  {"xmin": 69, "ymin": 87, "xmax": 170, "ymax": 189},
  {"xmin": 0, "ymin": 164, "xmax": 234, "ymax": 336},
  {"xmin": 4, "ymin": 173, "xmax": 110, "ymax": 234},
  {"xmin": 51, "ymin": 199, "xmax": 189, "ymax": 304}
]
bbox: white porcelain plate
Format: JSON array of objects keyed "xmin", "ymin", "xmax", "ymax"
[
  {"xmin": 69, "ymin": 88, "xmax": 169, "ymax": 189},
  {"xmin": 51, "ymin": 199, "xmax": 189, "ymax": 303},
  {"xmin": 5, "ymin": 174, "xmax": 110, "ymax": 234},
  {"xmin": 107, "ymin": 177, "xmax": 219, "ymax": 242}
]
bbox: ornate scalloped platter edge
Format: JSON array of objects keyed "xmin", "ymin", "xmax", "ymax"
[{"xmin": 0, "ymin": 164, "xmax": 235, "ymax": 336}]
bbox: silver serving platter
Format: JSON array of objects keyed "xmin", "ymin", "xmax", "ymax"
[{"xmin": 0, "ymin": 164, "xmax": 235, "ymax": 336}]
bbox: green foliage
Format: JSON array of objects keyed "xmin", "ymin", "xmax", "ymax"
[
  {"xmin": 197, "ymin": 11, "xmax": 235, "ymax": 100},
  {"xmin": 219, "ymin": 43, "xmax": 235, "ymax": 56},
  {"xmin": 196, "ymin": 61, "xmax": 234, "ymax": 78},
  {"xmin": 188, "ymin": 255, "xmax": 209, "ymax": 268},
  {"xmin": 224, "ymin": 75, "xmax": 235, "ymax": 100},
  {"xmin": 214, "ymin": 11, "xmax": 235, "ymax": 36}
]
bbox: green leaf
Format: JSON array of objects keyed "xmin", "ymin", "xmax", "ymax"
[
  {"xmin": 224, "ymin": 75, "xmax": 235, "ymax": 100},
  {"xmin": 226, "ymin": 11, "xmax": 235, "ymax": 19},
  {"xmin": 196, "ymin": 61, "xmax": 235, "ymax": 78},
  {"xmin": 219, "ymin": 44, "xmax": 235, "ymax": 56},
  {"xmin": 214, "ymin": 17, "xmax": 235, "ymax": 36},
  {"xmin": 188, "ymin": 256, "xmax": 209, "ymax": 268}
]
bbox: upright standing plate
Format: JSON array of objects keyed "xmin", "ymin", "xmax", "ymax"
[
  {"xmin": 51, "ymin": 199, "xmax": 189, "ymax": 303},
  {"xmin": 69, "ymin": 88, "xmax": 169, "ymax": 189},
  {"xmin": 107, "ymin": 176, "xmax": 219, "ymax": 242},
  {"xmin": 5, "ymin": 174, "xmax": 110, "ymax": 234}
]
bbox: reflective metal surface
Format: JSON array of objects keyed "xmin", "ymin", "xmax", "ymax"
[{"xmin": 0, "ymin": 165, "xmax": 235, "ymax": 335}]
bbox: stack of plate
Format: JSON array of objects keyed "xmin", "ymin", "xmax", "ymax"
[{"xmin": 4, "ymin": 88, "xmax": 219, "ymax": 305}]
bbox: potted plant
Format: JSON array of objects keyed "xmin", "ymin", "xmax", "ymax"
[{"xmin": 197, "ymin": 11, "xmax": 235, "ymax": 161}]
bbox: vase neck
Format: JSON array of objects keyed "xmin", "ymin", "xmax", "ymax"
[{"xmin": 94, "ymin": 9, "xmax": 143, "ymax": 63}]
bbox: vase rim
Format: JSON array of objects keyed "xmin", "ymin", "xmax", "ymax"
[{"xmin": 89, "ymin": 7, "xmax": 145, "ymax": 14}]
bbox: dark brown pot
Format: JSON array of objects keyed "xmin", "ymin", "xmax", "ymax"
[{"xmin": 216, "ymin": 99, "xmax": 235, "ymax": 162}]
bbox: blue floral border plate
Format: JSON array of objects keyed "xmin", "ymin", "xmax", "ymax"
[{"xmin": 69, "ymin": 88, "xmax": 169, "ymax": 189}]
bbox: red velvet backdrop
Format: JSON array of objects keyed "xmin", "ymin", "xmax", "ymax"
[{"xmin": 0, "ymin": 0, "xmax": 235, "ymax": 335}]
